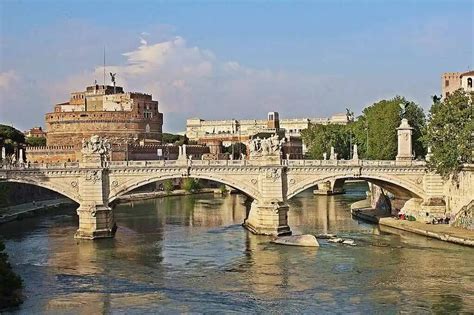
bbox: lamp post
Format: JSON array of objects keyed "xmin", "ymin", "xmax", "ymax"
[
  {"xmin": 365, "ymin": 121, "xmax": 369, "ymax": 159},
  {"xmin": 346, "ymin": 108, "xmax": 354, "ymax": 159}
]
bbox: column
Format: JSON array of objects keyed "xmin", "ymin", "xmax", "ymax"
[{"xmin": 243, "ymin": 166, "xmax": 291, "ymax": 236}]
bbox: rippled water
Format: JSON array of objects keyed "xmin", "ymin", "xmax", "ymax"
[{"xmin": 1, "ymin": 183, "xmax": 473, "ymax": 314}]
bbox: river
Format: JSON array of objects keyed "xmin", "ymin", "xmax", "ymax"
[{"xmin": 1, "ymin": 182, "xmax": 473, "ymax": 314}]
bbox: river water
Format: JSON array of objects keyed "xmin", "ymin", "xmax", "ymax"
[{"xmin": 1, "ymin": 183, "xmax": 473, "ymax": 314}]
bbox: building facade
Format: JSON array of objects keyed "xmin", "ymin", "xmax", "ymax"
[
  {"xmin": 186, "ymin": 112, "xmax": 348, "ymax": 142},
  {"xmin": 441, "ymin": 71, "xmax": 474, "ymax": 98},
  {"xmin": 186, "ymin": 112, "xmax": 348, "ymax": 158}
]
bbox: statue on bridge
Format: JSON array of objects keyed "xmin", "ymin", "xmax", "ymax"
[
  {"xmin": 248, "ymin": 134, "xmax": 285, "ymax": 158},
  {"xmin": 81, "ymin": 135, "xmax": 111, "ymax": 165}
]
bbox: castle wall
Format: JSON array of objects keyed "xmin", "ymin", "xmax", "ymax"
[{"xmin": 45, "ymin": 111, "xmax": 163, "ymax": 146}]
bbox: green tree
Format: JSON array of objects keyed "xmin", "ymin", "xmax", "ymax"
[
  {"xmin": 25, "ymin": 137, "xmax": 46, "ymax": 147},
  {"xmin": 424, "ymin": 90, "xmax": 473, "ymax": 179},
  {"xmin": 222, "ymin": 142, "xmax": 247, "ymax": 159},
  {"xmin": 163, "ymin": 179, "xmax": 174, "ymax": 194},
  {"xmin": 301, "ymin": 124, "xmax": 351, "ymax": 159},
  {"xmin": 353, "ymin": 96, "xmax": 426, "ymax": 160},
  {"xmin": 161, "ymin": 133, "xmax": 188, "ymax": 145},
  {"xmin": 0, "ymin": 240, "xmax": 23, "ymax": 309},
  {"xmin": 0, "ymin": 125, "xmax": 25, "ymax": 155},
  {"xmin": 181, "ymin": 178, "xmax": 200, "ymax": 193}
]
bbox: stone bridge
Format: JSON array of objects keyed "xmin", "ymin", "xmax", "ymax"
[{"xmin": 1, "ymin": 156, "xmax": 455, "ymax": 239}]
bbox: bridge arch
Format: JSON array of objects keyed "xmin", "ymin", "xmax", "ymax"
[
  {"xmin": 1, "ymin": 178, "xmax": 81, "ymax": 204},
  {"xmin": 287, "ymin": 174, "xmax": 426, "ymax": 200},
  {"xmin": 108, "ymin": 174, "xmax": 259, "ymax": 203}
]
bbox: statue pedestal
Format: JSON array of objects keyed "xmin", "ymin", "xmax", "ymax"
[{"xmin": 248, "ymin": 153, "xmax": 281, "ymax": 166}]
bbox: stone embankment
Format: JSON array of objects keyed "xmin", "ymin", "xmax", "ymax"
[{"xmin": 351, "ymin": 202, "xmax": 474, "ymax": 247}]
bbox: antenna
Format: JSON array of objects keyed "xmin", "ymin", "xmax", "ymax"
[{"xmin": 103, "ymin": 46, "xmax": 106, "ymax": 87}]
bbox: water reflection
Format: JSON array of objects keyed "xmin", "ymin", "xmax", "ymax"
[{"xmin": 1, "ymin": 183, "xmax": 473, "ymax": 313}]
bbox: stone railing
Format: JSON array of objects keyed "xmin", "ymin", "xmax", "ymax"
[
  {"xmin": 287, "ymin": 159, "xmax": 427, "ymax": 167},
  {"xmin": 2, "ymin": 158, "xmax": 429, "ymax": 171}
]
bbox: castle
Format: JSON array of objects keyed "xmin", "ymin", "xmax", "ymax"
[
  {"xmin": 46, "ymin": 83, "xmax": 163, "ymax": 146},
  {"xmin": 27, "ymin": 83, "xmax": 209, "ymax": 162}
]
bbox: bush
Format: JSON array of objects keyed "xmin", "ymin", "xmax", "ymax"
[
  {"xmin": 219, "ymin": 185, "xmax": 228, "ymax": 194},
  {"xmin": 0, "ymin": 240, "xmax": 23, "ymax": 310},
  {"xmin": 181, "ymin": 178, "xmax": 200, "ymax": 193},
  {"xmin": 163, "ymin": 180, "xmax": 174, "ymax": 194}
]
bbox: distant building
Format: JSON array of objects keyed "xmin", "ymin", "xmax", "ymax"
[
  {"xmin": 186, "ymin": 112, "xmax": 348, "ymax": 142},
  {"xmin": 442, "ymin": 71, "xmax": 474, "ymax": 98},
  {"xmin": 24, "ymin": 126, "xmax": 46, "ymax": 139},
  {"xmin": 186, "ymin": 112, "xmax": 348, "ymax": 158}
]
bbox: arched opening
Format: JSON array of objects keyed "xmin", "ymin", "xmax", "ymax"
[
  {"xmin": 287, "ymin": 175, "xmax": 424, "ymax": 219},
  {"xmin": 468, "ymin": 77, "xmax": 473, "ymax": 88},
  {"xmin": 109, "ymin": 175, "xmax": 257, "ymax": 204},
  {"xmin": 0, "ymin": 181, "xmax": 79, "ymax": 221}
]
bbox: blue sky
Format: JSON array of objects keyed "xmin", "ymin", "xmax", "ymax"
[{"xmin": 0, "ymin": 0, "xmax": 473, "ymax": 132}]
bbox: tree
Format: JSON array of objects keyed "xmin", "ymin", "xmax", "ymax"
[
  {"xmin": 25, "ymin": 137, "xmax": 46, "ymax": 147},
  {"xmin": 352, "ymin": 96, "xmax": 426, "ymax": 160},
  {"xmin": 424, "ymin": 90, "xmax": 473, "ymax": 179},
  {"xmin": 301, "ymin": 124, "xmax": 351, "ymax": 159},
  {"xmin": 181, "ymin": 178, "xmax": 200, "ymax": 193},
  {"xmin": 222, "ymin": 142, "xmax": 247, "ymax": 159},
  {"xmin": 163, "ymin": 179, "xmax": 174, "ymax": 194},
  {"xmin": 0, "ymin": 125, "xmax": 25, "ymax": 155},
  {"xmin": 0, "ymin": 240, "xmax": 23, "ymax": 309},
  {"xmin": 161, "ymin": 133, "xmax": 188, "ymax": 145}
]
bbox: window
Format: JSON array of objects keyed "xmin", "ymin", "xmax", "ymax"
[
  {"xmin": 269, "ymin": 114, "xmax": 274, "ymax": 120},
  {"xmin": 468, "ymin": 78, "xmax": 473, "ymax": 88},
  {"xmin": 445, "ymin": 80, "xmax": 449, "ymax": 87}
]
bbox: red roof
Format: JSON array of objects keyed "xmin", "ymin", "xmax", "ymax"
[{"xmin": 461, "ymin": 70, "xmax": 474, "ymax": 77}]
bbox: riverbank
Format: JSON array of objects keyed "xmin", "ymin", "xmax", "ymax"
[
  {"xmin": 113, "ymin": 188, "xmax": 219, "ymax": 204},
  {"xmin": 0, "ymin": 199, "xmax": 75, "ymax": 224},
  {"xmin": 352, "ymin": 206, "xmax": 474, "ymax": 247}
]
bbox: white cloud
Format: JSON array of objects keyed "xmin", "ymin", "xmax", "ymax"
[
  {"xmin": 0, "ymin": 70, "xmax": 18, "ymax": 90},
  {"xmin": 57, "ymin": 35, "xmax": 431, "ymax": 132}
]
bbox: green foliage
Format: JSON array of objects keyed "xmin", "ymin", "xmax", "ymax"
[
  {"xmin": 352, "ymin": 96, "xmax": 426, "ymax": 160},
  {"xmin": 162, "ymin": 133, "xmax": 188, "ymax": 145},
  {"xmin": 301, "ymin": 96, "xmax": 426, "ymax": 160},
  {"xmin": 163, "ymin": 179, "xmax": 174, "ymax": 194},
  {"xmin": 301, "ymin": 124, "xmax": 351, "ymax": 159},
  {"xmin": 25, "ymin": 137, "xmax": 46, "ymax": 147},
  {"xmin": 181, "ymin": 178, "xmax": 201, "ymax": 193},
  {"xmin": 424, "ymin": 90, "xmax": 473, "ymax": 179},
  {"xmin": 0, "ymin": 125, "xmax": 25, "ymax": 155},
  {"xmin": 219, "ymin": 185, "xmax": 228, "ymax": 194},
  {"xmin": 222, "ymin": 142, "xmax": 247, "ymax": 159},
  {"xmin": 0, "ymin": 240, "xmax": 23, "ymax": 309}
]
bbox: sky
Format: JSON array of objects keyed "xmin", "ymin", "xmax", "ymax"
[{"xmin": 0, "ymin": 0, "xmax": 473, "ymax": 133}]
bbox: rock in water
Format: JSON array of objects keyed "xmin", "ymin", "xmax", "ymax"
[
  {"xmin": 328, "ymin": 238, "xmax": 344, "ymax": 243},
  {"xmin": 342, "ymin": 239, "xmax": 356, "ymax": 246},
  {"xmin": 272, "ymin": 234, "xmax": 319, "ymax": 247}
]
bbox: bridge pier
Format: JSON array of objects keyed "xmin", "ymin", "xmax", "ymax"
[
  {"xmin": 243, "ymin": 200, "xmax": 291, "ymax": 236},
  {"xmin": 75, "ymin": 204, "xmax": 117, "ymax": 239}
]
